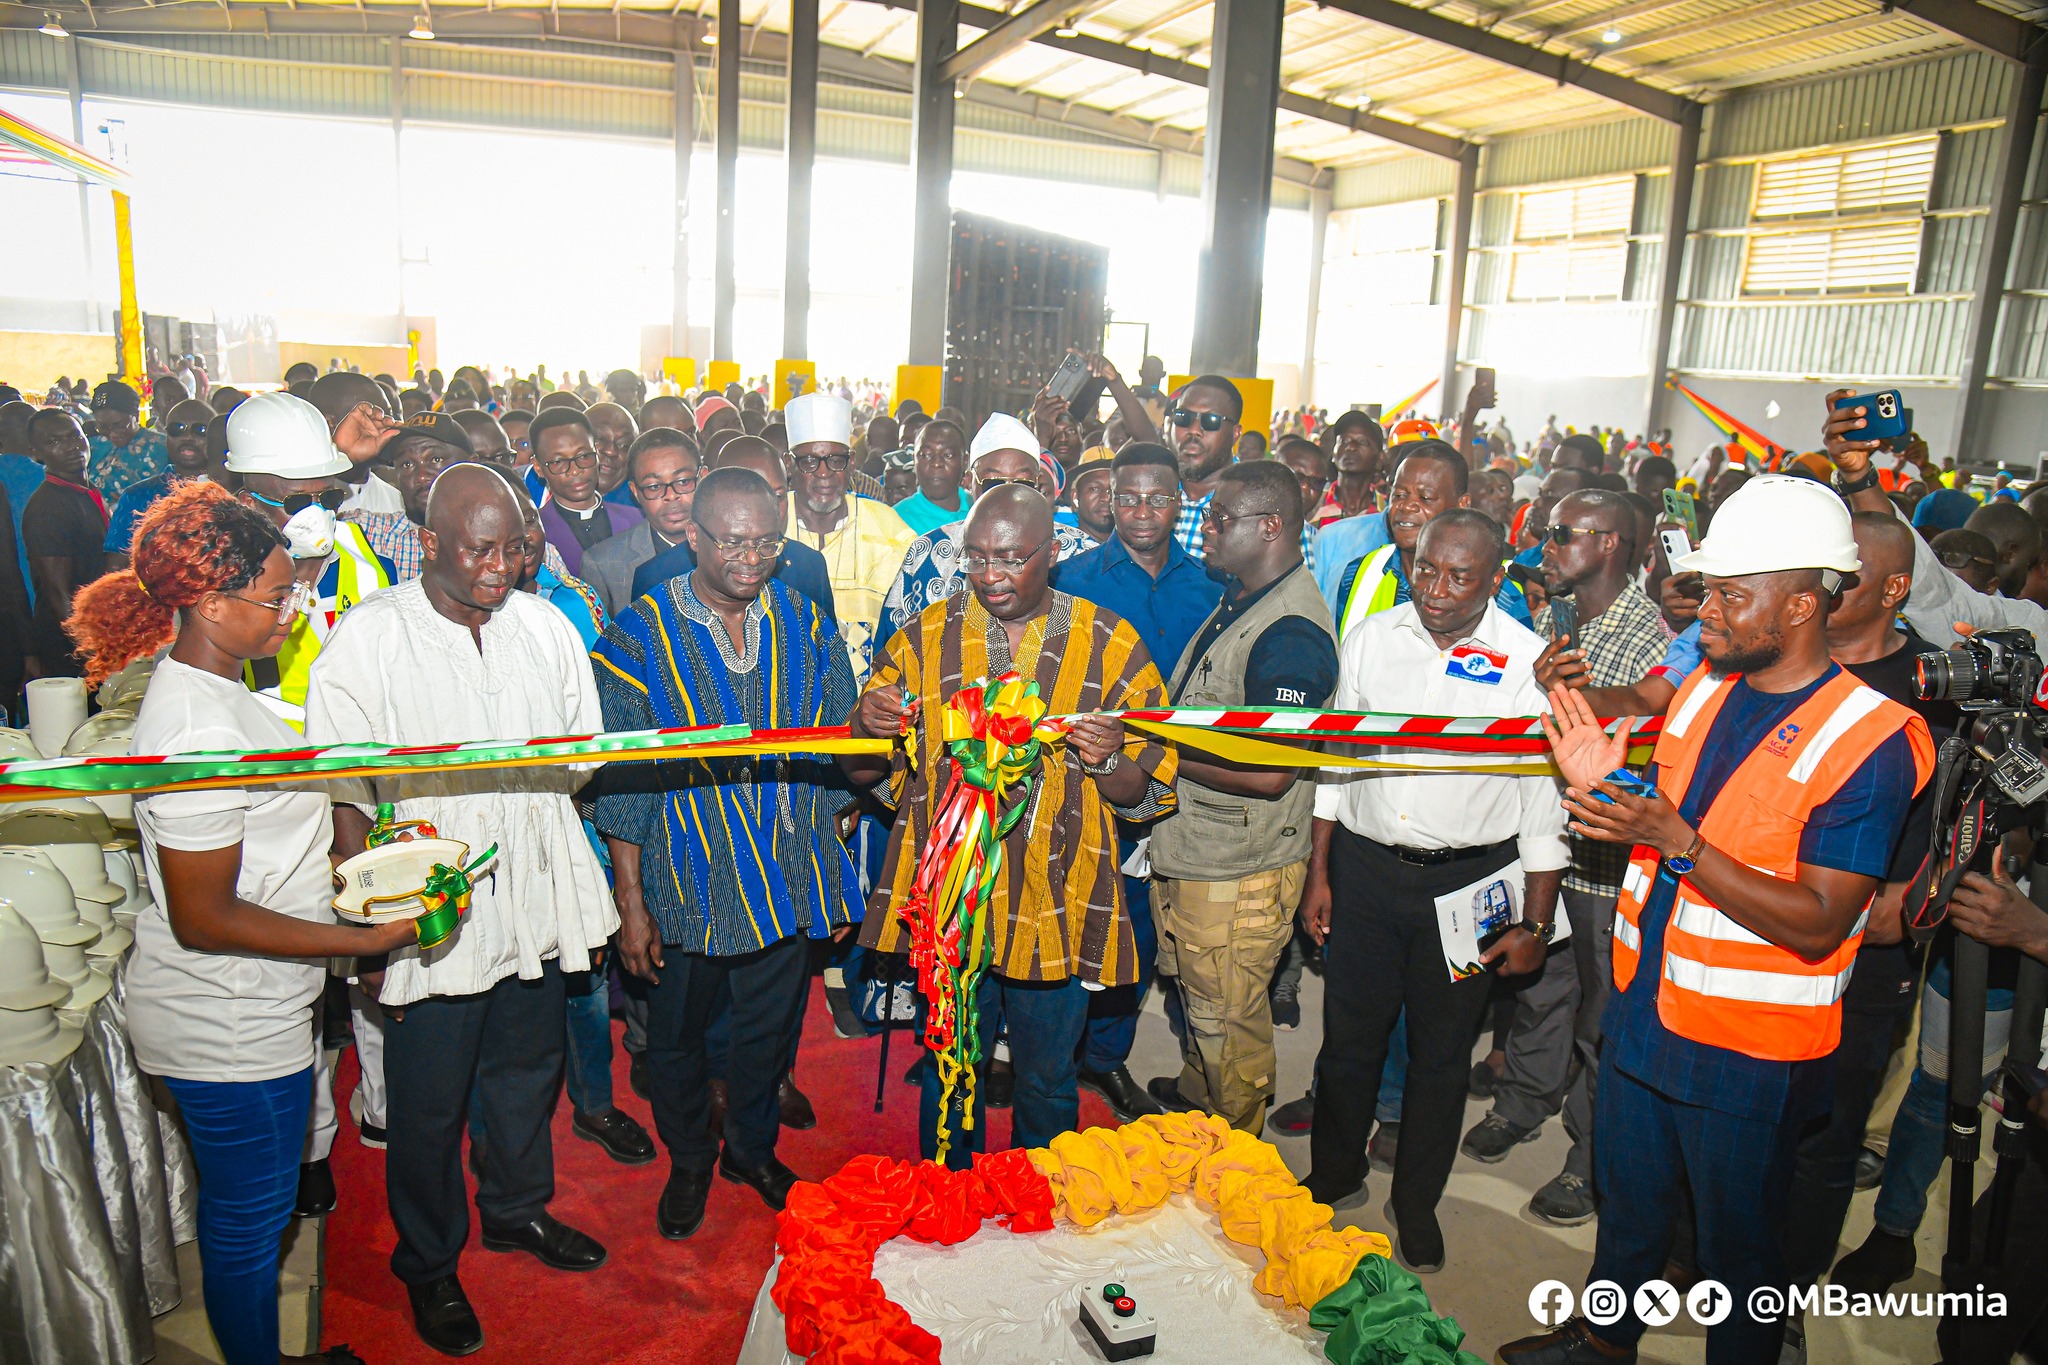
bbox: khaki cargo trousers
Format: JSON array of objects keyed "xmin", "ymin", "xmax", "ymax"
[{"xmin": 1153, "ymin": 860, "xmax": 1306, "ymax": 1136}]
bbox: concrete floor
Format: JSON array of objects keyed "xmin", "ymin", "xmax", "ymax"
[{"xmin": 1120, "ymin": 960, "xmax": 1958, "ymax": 1365}]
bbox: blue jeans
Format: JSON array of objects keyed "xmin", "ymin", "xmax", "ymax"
[
  {"xmin": 922, "ymin": 973, "xmax": 1090, "ymax": 1170},
  {"xmin": 1871, "ymin": 954, "xmax": 2011, "ymax": 1237},
  {"xmin": 163, "ymin": 1067, "xmax": 314, "ymax": 1365},
  {"xmin": 1081, "ymin": 858, "xmax": 1155, "ymax": 1073}
]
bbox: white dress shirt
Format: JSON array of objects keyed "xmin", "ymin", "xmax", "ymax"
[
  {"xmin": 304, "ymin": 580, "xmax": 617, "ymax": 1007},
  {"xmin": 1314, "ymin": 599, "xmax": 1569, "ymax": 873}
]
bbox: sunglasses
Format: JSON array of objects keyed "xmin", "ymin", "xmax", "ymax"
[
  {"xmin": 1546, "ymin": 524, "xmax": 1617, "ymax": 546},
  {"xmin": 248, "ymin": 487, "xmax": 348, "ymax": 515},
  {"xmin": 1169, "ymin": 408, "xmax": 1230, "ymax": 433},
  {"xmin": 165, "ymin": 420, "xmax": 209, "ymax": 438}
]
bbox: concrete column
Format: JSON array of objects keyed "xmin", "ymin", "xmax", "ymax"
[
  {"xmin": 714, "ymin": 0, "xmax": 741, "ymax": 363},
  {"xmin": 907, "ymin": 0, "xmax": 958, "ymax": 367},
  {"xmin": 1644, "ymin": 102, "xmax": 1702, "ymax": 437},
  {"xmin": 1438, "ymin": 143, "xmax": 1477, "ymax": 423},
  {"xmin": 66, "ymin": 38, "xmax": 100, "ymax": 335},
  {"xmin": 1189, "ymin": 0, "xmax": 1283, "ymax": 377},
  {"xmin": 673, "ymin": 33, "xmax": 695, "ymax": 365},
  {"xmin": 1301, "ymin": 178, "xmax": 1331, "ymax": 409},
  {"xmin": 1957, "ymin": 59, "xmax": 2046, "ymax": 467},
  {"xmin": 784, "ymin": 0, "xmax": 818, "ymax": 360}
]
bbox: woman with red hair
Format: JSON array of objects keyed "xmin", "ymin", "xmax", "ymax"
[{"xmin": 69, "ymin": 480, "xmax": 413, "ymax": 1365}]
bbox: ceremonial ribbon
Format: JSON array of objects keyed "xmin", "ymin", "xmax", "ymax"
[
  {"xmin": 0, "ymin": 708, "xmax": 1656, "ymax": 802},
  {"xmin": 896, "ymin": 673, "xmax": 1066, "ymax": 1161}
]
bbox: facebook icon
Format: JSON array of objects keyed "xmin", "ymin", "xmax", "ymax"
[{"xmin": 1528, "ymin": 1281, "xmax": 1575, "ymax": 1328}]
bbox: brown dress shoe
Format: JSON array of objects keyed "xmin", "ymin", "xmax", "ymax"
[{"xmin": 779, "ymin": 1075, "xmax": 817, "ymax": 1130}]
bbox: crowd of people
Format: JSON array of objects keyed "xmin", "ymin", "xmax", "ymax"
[{"xmin": 5, "ymin": 350, "xmax": 2048, "ymax": 1365}]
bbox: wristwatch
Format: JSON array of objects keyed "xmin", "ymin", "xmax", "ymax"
[
  {"xmin": 1665, "ymin": 831, "xmax": 1707, "ymax": 876},
  {"xmin": 1522, "ymin": 919, "xmax": 1557, "ymax": 945},
  {"xmin": 1833, "ymin": 464, "xmax": 1881, "ymax": 496},
  {"xmin": 1080, "ymin": 750, "xmax": 1123, "ymax": 778}
]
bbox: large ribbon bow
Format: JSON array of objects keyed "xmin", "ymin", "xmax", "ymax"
[{"xmin": 896, "ymin": 673, "xmax": 1066, "ymax": 1161}]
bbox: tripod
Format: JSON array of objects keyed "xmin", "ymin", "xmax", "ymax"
[{"xmin": 1941, "ymin": 851, "xmax": 2048, "ymax": 1289}]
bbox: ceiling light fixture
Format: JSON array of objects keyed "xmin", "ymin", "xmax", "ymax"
[
  {"xmin": 953, "ymin": 85, "xmax": 966, "ymax": 98},
  {"xmin": 1054, "ymin": 16, "xmax": 1079, "ymax": 36},
  {"xmin": 410, "ymin": 13, "xmax": 435, "ymax": 38},
  {"xmin": 39, "ymin": 11, "xmax": 68, "ymax": 36},
  {"xmin": 702, "ymin": 25, "xmax": 718, "ymax": 43},
  {"xmin": 1599, "ymin": 25, "xmax": 1623, "ymax": 42}
]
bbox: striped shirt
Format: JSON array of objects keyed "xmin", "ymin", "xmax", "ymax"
[
  {"xmin": 859, "ymin": 590, "xmax": 1177, "ymax": 986},
  {"xmin": 589, "ymin": 575, "xmax": 864, "ymax": 954}
]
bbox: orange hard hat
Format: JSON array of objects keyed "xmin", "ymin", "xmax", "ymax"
[{"xmin": 1387, "ymin": 417, "xmax": 1442, "ymax": 447}]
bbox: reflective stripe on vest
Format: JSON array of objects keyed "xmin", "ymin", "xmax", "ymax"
[
  {"xmin": 1610, "ymin": 663, "xmax": 1933, "ymax": 1062},
  {"xmin": 1338, "ymin": 544, "xmax": 1402, "ymax": 640},
  {"xmin": 245, "ymin": 524, "xmax": 391, "ymax": 731}
]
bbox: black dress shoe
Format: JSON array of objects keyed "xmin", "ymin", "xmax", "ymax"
[
  {"xmin": 657, "ymin": 1167, "xmax": 715, "ymax": 1240},
  {"xmin": 407, "ymin": 1275, "xmax": 483, "ymax": 1357},
  {"xmin": 1079, "ymin": 1065, "xmax": 1164, "ymax": 1122},
  {"xmin": 479, "ymin": 1212, "xmax": 608, "ymax": 1271},
  {"xmin": 573, "ymin": 1107, "xmax": 657, "ymax": 1164},
  {"xmin": 984, "ymin": 1057, "xmax": 1015, "ymax": 1109},
  {"xmin": 295, "ymin": 1158, "xmax": 336, "ymax": 1217},
  {"xmin": 719, "ymin": 1149, "xmax": 801, "ymax": 1211},
  {"xmin": 779, "ymin": 1075, "xmax": 817, "ymax": 1130},
  {"xmin": 628, "ymin": 1051, "xmax": 651, "ymax": 1101}
]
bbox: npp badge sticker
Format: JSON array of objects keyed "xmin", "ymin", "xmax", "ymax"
[{"xmin": 1446, "ymin": 643, "xmax": 1507, "ymax": 685}]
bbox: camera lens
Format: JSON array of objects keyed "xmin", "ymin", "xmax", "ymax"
[{"xmin": 1916, "ymin": 646, "xmax": 1981, "ymax": 703}]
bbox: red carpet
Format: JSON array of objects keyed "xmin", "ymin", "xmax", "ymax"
[{"xmin": 320, "ymin": 979, "xmax": 1118, "ymax": 1364}]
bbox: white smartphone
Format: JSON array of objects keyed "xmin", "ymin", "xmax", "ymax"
[{"xmin": 1658, "ymin": 528, "xmax": 1693, "ymax": 565}]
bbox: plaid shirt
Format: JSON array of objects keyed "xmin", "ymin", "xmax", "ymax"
[
  {"xmin": 1533, "ymin": 581, "xmax": 1671, "ymax": 896},
  {"xmin": 354, "ymin": 511, "xmax": 424, "ymax": 580},
  {"xmin": 1175, "ymin": 485, "xmax": 1316, "ymax": 571}
]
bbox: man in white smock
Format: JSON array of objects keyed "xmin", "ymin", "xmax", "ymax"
[{"xmin": 305, "ymin": 463, "xmax": 617, "ymax": 1357}]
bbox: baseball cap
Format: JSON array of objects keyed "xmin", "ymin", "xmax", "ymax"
[{"xmin": 379, "ymin": 411, "xmax": 474, "ymax": 461}]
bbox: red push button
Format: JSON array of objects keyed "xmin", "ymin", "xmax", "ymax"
[{"xmin": 1113, "ymin": 1296, "xmax": 1136, "ymax": 1317}]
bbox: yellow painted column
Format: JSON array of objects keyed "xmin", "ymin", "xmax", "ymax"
[{"xmin": 113, "ymin": 190, "xmax": 143, "ymax": 381}]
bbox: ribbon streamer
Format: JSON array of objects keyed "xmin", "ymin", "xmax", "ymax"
[{"xmin": 895, "ymin": 673, "xmax": 1066, "ymax": 1161}]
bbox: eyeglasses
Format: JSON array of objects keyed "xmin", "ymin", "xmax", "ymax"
[
  {"xmin": 247, "ymin": 487, "xmax": 348, "ymax": 515},
  {"xmin": 1937, "ymin": 548, "xmax": 1994, "ymax": 571},
  {"xmin": 701, "ymin": 534, "xmax": 785, "ymax": 562},
  {"xmin": 961, "ymin": 539, "xmax": 1050, "ymax": 574},
  {"xmin": 1169, "ymin": 408, "xmax": 1230, "ymax": 433},
  {"xmin": 165, "ymin": 420, "xmax": 209, "ymax": 438},
  {"xmin": 636, "ymin": 474, "xmax": 700, "ymax": 502},
  {"xmin": 349, "ymin": 401, "xmax": 395, "ymax": 426},
  {"xmin": 541, "ymin": 451, "xmax": 598, "ymax": 475},
  {"xmin": 1113, "ymin": 492, "xmax": 1178, "ymax": 510},
  {"xmin": 1546, "ymin": 524, "xmax": 1618, "ymax": 546},
  {"xmin": 1201, "ymin": 507, "xmax": 1276, "ymax": 529},
  {"xmin": 222, "ymin": 579, "xmax": 315, "ymax": 623},
  {"xmin": 793, "ymin": 451, "xmax": 852, "ymax": 474}
]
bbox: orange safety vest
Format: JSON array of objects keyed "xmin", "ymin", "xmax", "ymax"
[{"xmin": 1613, "ymin": 664, "xmax": 1933, "ymax": 1062}]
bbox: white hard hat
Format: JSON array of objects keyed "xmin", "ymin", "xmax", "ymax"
[
  {"xmin": 970, "ymin": 413, "xmax": 1040, "ymax": 461},
  {"xmin": 0, "ymin": 903, "xmax": 66, "ymax": 1011},
  {"xmin": 785, "ymin": 391, "xmax": 852, "ymax": 449},
  {"xmin": 1674, "ymin": 474, "xmax": 1860, "ymax": 581},
  {"xmin": 0, "ymin": 849, "xmax": 96, "ymax": 947},
  {"xmin": 225, "ymin": 392, "xmax": 351, "ymax": 479}
]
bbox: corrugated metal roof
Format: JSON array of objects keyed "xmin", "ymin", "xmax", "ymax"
[{"xmin": 4, "ymin": 0, "xmax": 2019, "ymax": 175}]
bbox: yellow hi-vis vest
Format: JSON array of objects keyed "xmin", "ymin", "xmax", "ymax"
[
  {"xmin": 243, "ymin": 522, "xmax": 391, "ymax": 731},
  {"xmin": 1336, "ymin": 541, "xmax": 1530, "ymax": 641}
]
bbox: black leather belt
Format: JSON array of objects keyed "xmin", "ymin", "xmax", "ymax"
[{"xmin": 1381, "ymin": 838, "xmax": 1512, "ymax": 867}]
